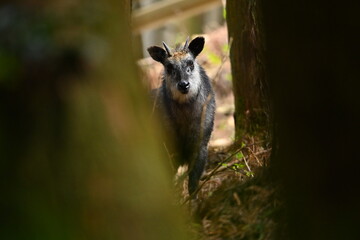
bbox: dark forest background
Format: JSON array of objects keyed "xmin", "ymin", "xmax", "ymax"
[{"xmin": 1, "ymin": 0, "xmax": 360, "ymax": 239}]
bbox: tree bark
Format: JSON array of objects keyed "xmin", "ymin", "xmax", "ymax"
[
  {"xmin": 0, "ymin": 1, "xmax": 189, "ymax": 239},
  {"xmin": 226, "ymin": 0, "xmax": 269, "ymax": 142},
  {"xmin": 262, "ymin": 0, "xmax": 360, "ymax": 239}
]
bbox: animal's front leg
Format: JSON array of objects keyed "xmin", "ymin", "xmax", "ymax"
[{"xmin": 188, "ymin": 145, "xmax": 208, "ymax": 196}]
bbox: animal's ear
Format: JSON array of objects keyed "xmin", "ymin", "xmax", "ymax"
[
  {"xmin": 147, "ymin": 46, "xmax": 166, "ymax": 63},
  {"xmin": 188, "ymin": 37, "xmax": 205, "ymax": 58}
]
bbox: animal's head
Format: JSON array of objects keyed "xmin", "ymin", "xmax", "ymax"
[{"xmin": 147, "ymin": 37, "xmax": 205, "ymax": 103}]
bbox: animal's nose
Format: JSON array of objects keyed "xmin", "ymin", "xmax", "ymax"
[{"xmin": 178, "ymin": 81, "xmax": 189, "ymax": 90}]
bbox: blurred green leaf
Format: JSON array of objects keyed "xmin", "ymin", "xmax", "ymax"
[
  {"xmin": 225, "ymin": 73, "xmax": 232, "ymax": 82},
  {"xmin": 245, "ymin": 170, "xmax": 254, "ymax": 177},
  {"xmin": 238, "ymin": 163, "xmax": 245, "ymax": 169},
  {"xmin": 221, "ymin": 43, "xmax": 229, "ymax": 54},
  {"xmin": 236, "ymin": 152, "xmax": 244, "ymax": 159},
  {"xmin": 208, "ymin": 51, "xmax": 221, "ymax": 65}
]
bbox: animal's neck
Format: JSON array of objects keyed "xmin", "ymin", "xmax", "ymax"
[{"xmin": 162, "ymin": 85, "xmax": 200, "ymax": 120}]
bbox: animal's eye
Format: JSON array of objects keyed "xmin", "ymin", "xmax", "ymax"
[
  {"xmin": 187, "ymin": 60, "xmax": 194, "ymax": 70},
  {"xmin": 166, "ymin": 64, "xmax": 173, "ymax": 74}
]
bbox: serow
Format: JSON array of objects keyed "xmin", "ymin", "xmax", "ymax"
[{"xmin": 148, "ymin": 36, "xmax": 216, "ymax": 196}]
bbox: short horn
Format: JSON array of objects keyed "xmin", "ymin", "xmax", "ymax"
[
  {"xmin": 162, "ymin": 41, "xmax": 172, "ymax": 57},
  {"xmin": 183, "ymin": 36, "xmax": 190, "ymax": 50}
]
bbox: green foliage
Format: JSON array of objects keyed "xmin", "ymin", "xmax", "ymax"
[
  {"xmin": 245, "ymin": 170, "xmax": 255, "ymax": 177},
  {"xmin": 225, "ymin": 72, "xmax": 232, "ymax": 82},
  {"xmin": 221, "ymin": 43, "xmax": 230, "ymax": 54},
  {"xmin": 207, "ymin": 51, "xmax": 222, "ymax": 65},
  {"xmin": 232, "ymin": 163, "xmax": 245, "ymax": 170},
  {"xmin": 237, "ymin": 163, "xmax": 246, "ymax": 169},
  {"xmin": 236, "ymin": 151, "xmax": 244, "ymax": 160}
]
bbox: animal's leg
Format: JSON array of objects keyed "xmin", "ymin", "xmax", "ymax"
[{"xmin": 188, "ymin": 146, "xmax": 207, "ymax": 196}]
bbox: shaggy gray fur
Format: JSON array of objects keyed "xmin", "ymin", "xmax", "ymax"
[{"xmin": 148, "ymin": 37, "xmax": 215, "ymax": 195}]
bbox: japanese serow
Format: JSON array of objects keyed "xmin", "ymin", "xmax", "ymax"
[{"xmin": 148, "ymin": 37, "xmax": 216, "ymax": 195}]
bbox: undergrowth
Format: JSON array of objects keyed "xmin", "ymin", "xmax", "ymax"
[{"xmin": 176, "ymin": 137, "xmax": 285, "ymax": 240}]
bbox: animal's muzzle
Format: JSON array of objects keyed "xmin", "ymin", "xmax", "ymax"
[{"xmin": 177, "ymin": 81, "xmax": 190, "ymax": 94}]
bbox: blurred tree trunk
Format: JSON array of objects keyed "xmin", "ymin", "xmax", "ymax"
[
  {"xmin": 262, "ymin": 0, "xmax": 360, "ymax": 239},
  {"xmin": 0, "ymin": 0, "xmax": 189, "ymax": 239},
  {"xmin": 226, "ymin": 0, "xmax": 269, "ymax": 142}
]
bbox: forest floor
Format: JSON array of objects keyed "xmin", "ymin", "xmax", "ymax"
[{"xmin": 139, "ymin": 25, "xmax": 281, "ymax": 240}]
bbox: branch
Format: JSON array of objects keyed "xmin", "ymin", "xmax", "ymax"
[{"xmin": 181, "ymin": 143, "xmax": 270, "ymax": 205}]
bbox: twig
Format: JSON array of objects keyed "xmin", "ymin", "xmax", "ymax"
[
  {"xmin": 252, "ymin": 136, "xmax": 255, "ymax": 152},
  {"xmin": 181, "ymin": 143, "xmax": 270, "ymax": 204},
  {"xmin": 233, "ymin": 192, "xmax": 241, "ymax": 206},
  {"xmin": 200, "ymin": 158, "xmax": 240, "ymax": 178},
  {"xmin": 211, "ymin": 55, "xmax": 228, "ymax": 84},
  {"xmin": 252, "ymin": 148, "xmax": 271, "ymax": 157},
  {"xmin": 242, "ymin": 151, "xmax": 252, "ymax": 177},
  {"xmin": 211, "ymin": 37, "xmax": 233, "ymax": 86},
  {"xmin": 248, "ymin": 146, "xmax": 262, "ymax": 166},
  {"xmin": 163, "ymin": 142, "xmax": 175, "ymax": 172},
  {"xmin": 205, "ymin": 149, "xmax": 271, "ymax": 176},
  {"xmin": 181, "ymin": 141, "xmax": 263, "ymax": 203},
  {"xmin": 182, "ymin": 146, "xmax": 245, "ymax": 205}
]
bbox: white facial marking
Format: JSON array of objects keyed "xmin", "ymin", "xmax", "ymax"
[{"xmin": 167, "ymin": 61, "xmax": 201, "ymax": 103}]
